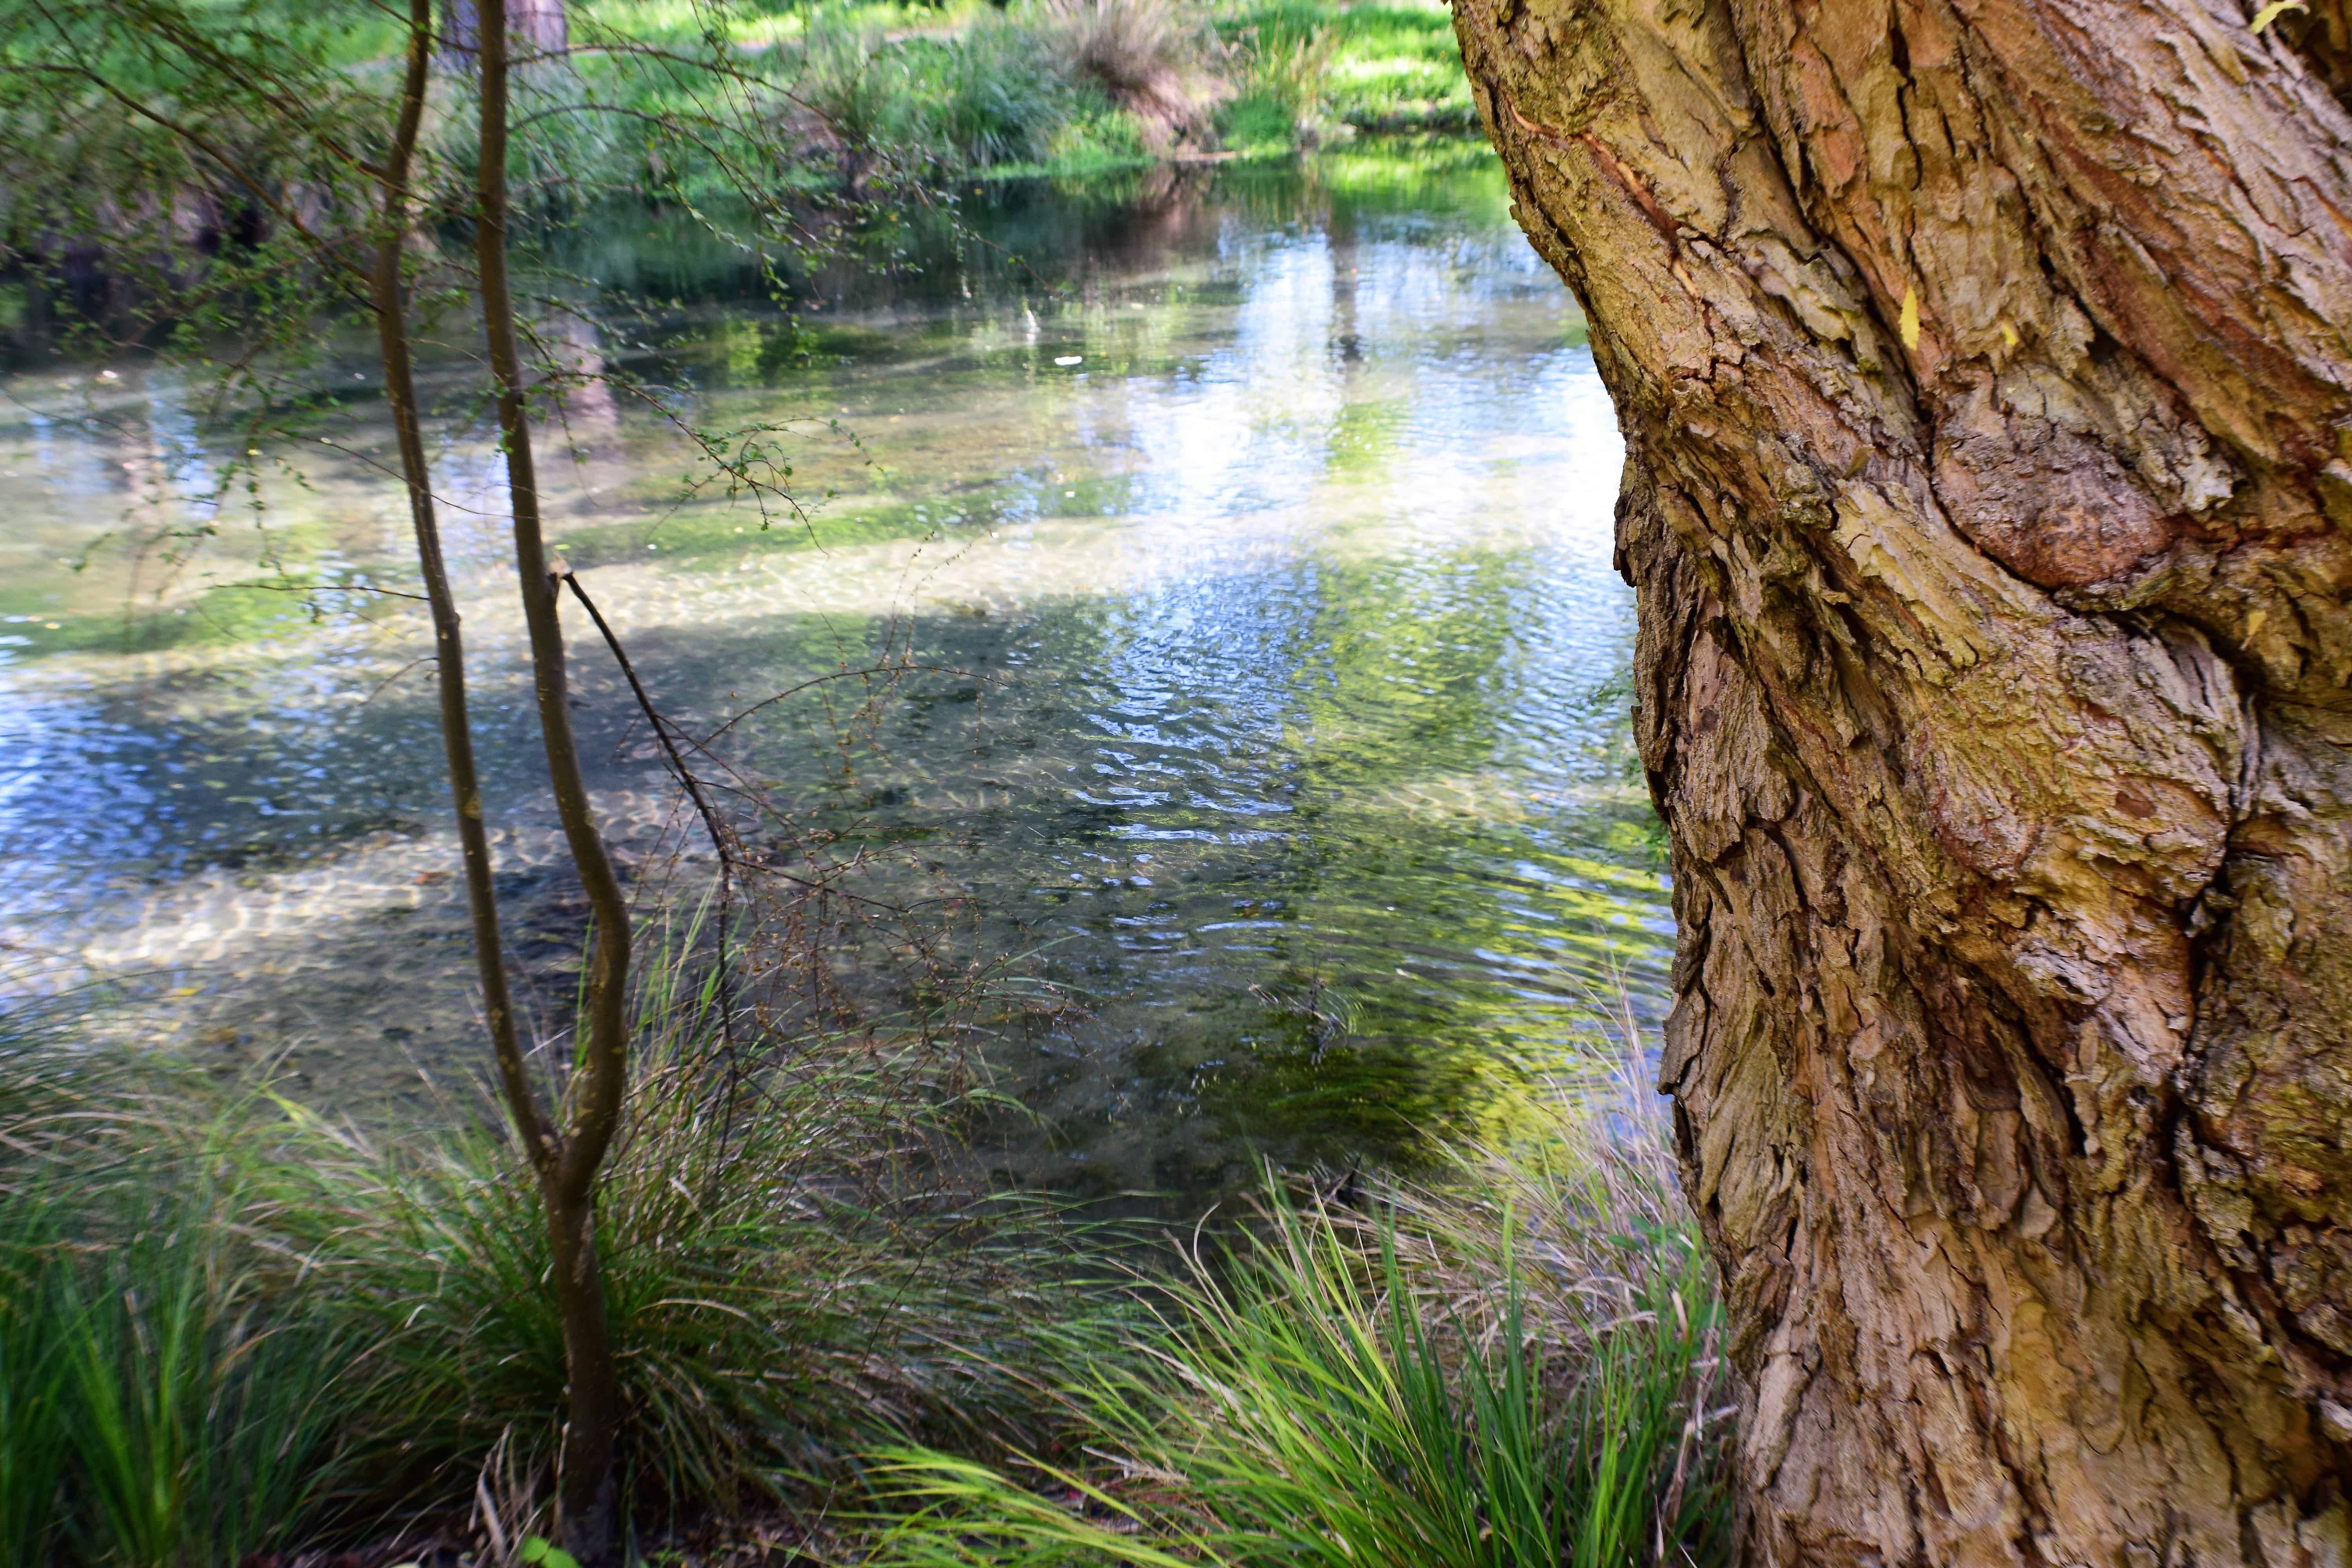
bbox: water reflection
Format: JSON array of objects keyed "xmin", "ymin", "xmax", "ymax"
[{"xmin": 0, "ymin": 145, "xmax": 1664, "ymax": 1191}]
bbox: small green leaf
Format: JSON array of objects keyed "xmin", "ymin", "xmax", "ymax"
[
  {"xmin": 2251, "ymin": 0, "xmax": 2306, "ymax": 31},
  {"xmin": 519, "ymin": 1537, "xmax": 580, "ymax": 1568}
]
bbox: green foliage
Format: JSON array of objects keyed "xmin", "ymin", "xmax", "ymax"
[
  {"xmin": 0, "ymin": 991, "xmax": 1715, "ymax": 1567},
  {"xmin": 1218, "ymin": 92, "xmax": 1298, "ymax": 151},
  {"xmin": 802, "ymin": 13, "xmax": 915, "ymax": 157},
  {"xmin": 53, "ymin": 1183, "xmax": 352, "ymax": 1567},
  {"xmin": 1218, "ymin": 7, "xmax": 1334, "ymax": 144},
  {"xmin": 0, "ymin": 955, "xmax": 1122, "ymax": 1555},
  {"xmin": 863, "ymin": 1085, "xmax": 1737, "ymax": 1567},
  {"xmin": 799, "ymin": 0, "xmax": 1478, "ymax": 172},
  {"xmin": 0, "ymin": 1174, "xmax": 74, "ymax": 1567},
  {"xmin": 1214, "ymin": 0, "xmax": 1473, "ymax": 146},
  {"xmin": 1040, "ymin": 102, "xmax": 1155, "ymax": 171},
  {"xmin": 522, "ymin": 1533, "xmax": 585, "ymax": 1568},
  {"xmin": 900, "ymin": 19, "xmax": 1083, "ymax": 169},
  {"xmin": 582, "ymin": 0, "xmax": 1466, "ymax": 182},
  {"xmin": 0, "ymin": 1137, "xmax": 353, "ymax": 1567},
  {"xmin": 298, "ymin": 1037, "xmax": 1106, "ymax": 1515},
  {"xmin": 0, "ymin": 0, "xmax": 1479, "ymax": 292},
  {"xmin": 1311, "ymin": 1, "xmax": 1475, "ymax": 132}
]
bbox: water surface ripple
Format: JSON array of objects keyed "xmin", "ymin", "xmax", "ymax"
[{"xmin": 0, "ymin": 150, "xmax": 1666, "ymax": 1187}]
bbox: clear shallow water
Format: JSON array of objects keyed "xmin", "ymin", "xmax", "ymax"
[{"xmin": 0, "ymin": 146, "xmax": 1665, "ymax": 1190}]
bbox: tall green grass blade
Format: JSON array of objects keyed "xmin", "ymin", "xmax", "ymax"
[
  {"xmin": 866, "ymin": 1075, "xmax": 1737, "ymax": 1568},
  {"xmin": 48, "ymin": 1168, "xmax": 353, "ymax": 1568},
  {"xmin": 0, "ymin": 1174, "xmax": 73, "ymax": 1565}
]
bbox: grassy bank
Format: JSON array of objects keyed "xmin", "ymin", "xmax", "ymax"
[
  {"xmin": 491, "ymin": 0, "xmax": 1478, "ymax": 194},
  {"xmin": 582, "ymin": 0, "xmax": 1478, "ymax": 183},
  {"xmin": 4, "ymin": 0, "xmax": 1478, "ymax": 271},
  {"xmin": 0, "ymin": 971, "xmax": 1730, "ymax": 1566},
  {"xmin": 2, "ymin": 0, "xmax": 1483, "ymax": 392},
  {"xmin": 1210, "ymin": 0, "xmax": 1478, "ymax": 150}
]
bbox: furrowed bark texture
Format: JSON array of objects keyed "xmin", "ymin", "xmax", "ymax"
[{"xmin": 1453, "ymin": 0, "xmax": 2352, "ymax": 1560}]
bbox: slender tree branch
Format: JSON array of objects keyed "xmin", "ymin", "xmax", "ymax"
[
  {"xmin": 477, "ymin": 0, "xmax": 628, "ymax": 1552},
  {"xmin": 561, "ymin": 568, "xmax": 737, "ymax": 1051},
  {"xmin": 367, "ymin": 0, "xmax": 550, "ymax": 1167}
]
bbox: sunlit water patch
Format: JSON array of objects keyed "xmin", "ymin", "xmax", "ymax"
[{"xmin": 0, "ymin": 147, "xmax": 1665, "ymax": 1192}]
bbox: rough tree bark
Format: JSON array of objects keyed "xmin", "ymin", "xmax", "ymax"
[{"xmin": 1453, "ymin": 0, "xmax": 2352, "ymax": 1561}]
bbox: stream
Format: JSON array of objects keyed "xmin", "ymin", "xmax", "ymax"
[{"xmin": 0, "ymin": 142, "xmax": 1666, "ymax": 1195}]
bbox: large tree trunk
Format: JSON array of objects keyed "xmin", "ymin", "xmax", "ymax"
[{"xmin": 1455, "ymin": 0, "xmax": 2352, "ymax": 1560}]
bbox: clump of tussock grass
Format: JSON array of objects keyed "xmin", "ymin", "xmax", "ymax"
[
  {"xmin": 1038, "ymin": 0, "xmax": 1223, "ymax": 152},
  {"xmin": 0, "ymin": 1066, "xmax": 357, "ymax": 1568},
  {"xmin": 1217, "ymin": 12, "xmax": 1338, "ymax": 150},
  {"xmin": 0, "ymin": 949, "xmax": 1127, "ymax": 1562},
  {"xmin": 861, "ymin": 1055, "xmax": 1738, "ymax": 1568},
  {"xmin": 290, "ymin": 1022, "xmax": 1116, "ymax": 1523},
  {"xmin": 899, "ymin": 17, "xmax": 1087, "ymax": 172},
  {"xmin": 795, "ymin": 13, "xmax": 915, "ymax": 192}
]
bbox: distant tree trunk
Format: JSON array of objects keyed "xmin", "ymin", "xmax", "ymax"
[
  {"xmin": 441, "ymin": 0, "xmax": 565, "ymax": 65},
  {"xmin": 1456, "ymin": 0, "xmax": 2352, "ymax": 1561},
  {"xmin": 511, "ymin": 0, "xmax": 565, "ymax": 57}
]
